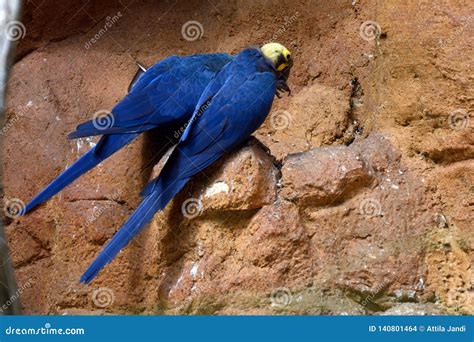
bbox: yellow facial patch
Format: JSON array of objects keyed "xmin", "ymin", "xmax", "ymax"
[
  {"xmin": 261, "ymin": 43, "xmax": 292, "ymax": 71},
  {"xmin": 277, "ymin": 62, "xmax": 288, "ymax": 71}
]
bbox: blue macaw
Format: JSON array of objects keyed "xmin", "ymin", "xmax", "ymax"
[
  {"xmin": 23, "ymin": 53, "xmax": 233, "ymax": 213},
  {"xmin": 80, "ymin": 43, "xmax": 293, "ymax": 283}
]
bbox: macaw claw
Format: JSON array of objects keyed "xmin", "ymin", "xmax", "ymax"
[{"xmin": 276, "ymin": 79, "xmax": 291, "ymax": 98}]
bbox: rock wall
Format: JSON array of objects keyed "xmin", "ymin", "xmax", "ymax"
[{"xmin": 3, "ymin": 0, "xmax": 473, "ymax": 314}]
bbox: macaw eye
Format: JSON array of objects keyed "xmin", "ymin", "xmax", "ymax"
[{"xmin": 286, "ymin": 53, "xmax": 291, "ymax": 60}]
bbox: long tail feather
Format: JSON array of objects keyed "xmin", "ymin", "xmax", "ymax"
[
  {"xmin": 80, "ymin": 177, "xmax": 189, "ymax": 284},
  {"xmin": 24, "ymin": 134, "xmax": 138, "ymax": 213}
]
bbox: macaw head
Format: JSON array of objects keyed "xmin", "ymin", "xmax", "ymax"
[
  {"xmin": 261, "ymin": 42, "xmax": 293, "ymax": 96},
  {"xmin": 261, "ymin": 42, "xmax": 292, "ymax": 71}
]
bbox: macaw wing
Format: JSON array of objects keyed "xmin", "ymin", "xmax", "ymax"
[
  {"xmin": 118, "ymin": 53, "xmax": 233, "ymax": 125},
  {"xmin": 128, "ymin": 56, "xmax": 180, "ymax": 93},
  {"xmin": 167, "ymin": 71, "xmax": 276, "ymax": 181},
  {"xmin": 70, "ymin": 53, "xmax": 234, "ymax": 138},
  {"xmin": 68, "ymin": 73, "xmax": 190, "ymax": 138},
  {"xmin": 179, "ymin": 53, "xmax": 248, "ymax": 143},
  {"xmin": 69, "ymin": 55, "xmax": 233, "ymax": 138},
  {"xmin": 140, "ymin": 71, "xmax": 275, "ymax": 197}
]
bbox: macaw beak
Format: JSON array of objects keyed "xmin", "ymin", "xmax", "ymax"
[
  {"xmin": 280, "ymin": 58, "xmax": 293, "ymax": 81},
  {"xmin": 276, "ymin": 58, "xmax": 293, "ymax": 97}
]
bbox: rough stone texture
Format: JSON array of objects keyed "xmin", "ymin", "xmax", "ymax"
[
  {"xmin": 281, "ymin": 143, "xmax": 374, "ymax": 206},
  {"xmin": 257, "ymin": 83, "xmax": 351, "ymax": 160},
  {"xmin": 2, "ymin": 0, "xmax": 473, "ymax": 315},
  {"xmin": 290, "ymin": 135, "xmax": 432, "ymax": 305},
  {"xmin": 191, "ymin": 139, "xmax": 279, "ymax": 212},
  {"xmin": 379, "ymin": 303, "xmax": 450, "ymax": 316}
]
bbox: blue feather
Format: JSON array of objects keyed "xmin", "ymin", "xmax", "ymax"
[
  {"xmin": 81, "ymin": 48, "xmax": 278, "ymax": 283},
  {"xmin": 25, "ymin": 134, "xmax": 138, "ymax": 213},
  {"xmin": 24, "ymin": 53, "xmax": 232, "ymax": 213},
  {"xmin": 80, "ymin": 177, "xmax": 189, "ymax": 284}
]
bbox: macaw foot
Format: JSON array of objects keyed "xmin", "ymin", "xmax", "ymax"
[{"xmin": 276, "ymin": 79, "xmax": 291, "ymax": 98}]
